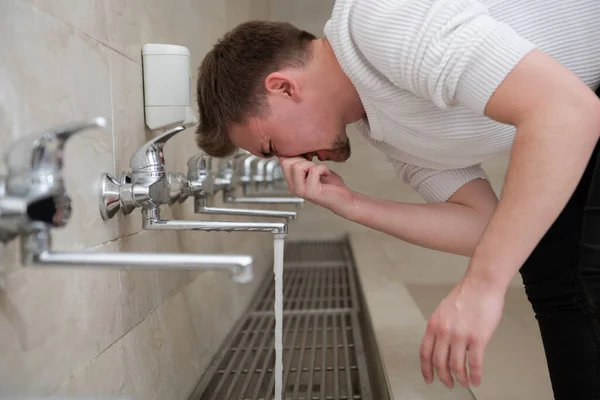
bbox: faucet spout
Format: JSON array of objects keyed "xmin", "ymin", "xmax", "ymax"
[
  {"xmin": 223, "ymin": 189, "xmax": 304, "ymax": 206},
  {"xmin": 193, "ymin": 197, "xmax": 297, "ymax": 221},
  {"xmin": 142, "ymin": 208, "xmax": 287, "ymax": 234},
  {"xmin": 21, "ymin": 229, "xmax": 254, "ymax": 283}
]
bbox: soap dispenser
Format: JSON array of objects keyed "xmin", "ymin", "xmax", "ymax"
[{"xmin": 142, "ymin": 43, "xmax": 198, "ymax": 130}]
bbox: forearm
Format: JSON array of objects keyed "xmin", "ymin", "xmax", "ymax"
[
  {"xmin": 468, "ymin": 102, "xmax": 600, "ymax": 290},
  {"xmin": 339, "ymin": 192, "xmax": 493, "ymax": 257}
]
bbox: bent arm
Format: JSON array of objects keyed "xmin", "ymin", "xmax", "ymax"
[
  {"xmin": 338, "ymin": 178, "xmax": 498, "ymax": 256},
  {"xmin": 468, "ymin": 49, "xmax": 600, "ymax": 288},
  {"xmin": 348, "ymin": 0, "xmax": 600, "ymax": 290}
]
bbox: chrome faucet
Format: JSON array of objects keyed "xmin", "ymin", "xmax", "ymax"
[
  {"xmin": 240, "ymin": 153, "xmax": 257, "ymax": 190},
  {"xmin": 252, "ymin": 157, "xmax": 271, "ymax": 190},
  {"xmin": 256, "ymin": 157, "xmax": 288, "ymax": 192},
  {"xmin": 249, "ymin": 156, "xmax": 290, "ymax": 192},
  {"xmin": 22, "ymin": 228, "xmax": 254, "ymax": 283},
  {"xmin": 183, "ymin": 153, "xmax": 297, "ymax": 220},
  {"xmin": 264, "ymin": 158, "xmax": 281, "ymax": 189},
  {"xmin": 0, "ymin": 118, "xmax": 254, "ymax": 283},
  {"xmin": 167, "ymin": 172, "xmax": 188, "ymax": 205},
  {"xmin": 220, "ymin": 153, "xmax": 304, "ymax": 206},
  {"xmin": 98, "ymin": 126, "xmax": 288, "ymax": 234}
]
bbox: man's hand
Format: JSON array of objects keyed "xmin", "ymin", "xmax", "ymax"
[
  {"xmin": 421, "ymin": 49, "xmax": 600, "ymax": 388},
  {"xmin": 279, "ymin": 157, "xmax": 355, "ymax": 215},
  {"xmin": 420, "ymin": 275, "xmax": 505, "ymax": 389}
]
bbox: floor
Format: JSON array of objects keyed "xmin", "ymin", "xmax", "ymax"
[{"xmin": 405, "ymin": 284, "xmax": 554, "ymax": 400}]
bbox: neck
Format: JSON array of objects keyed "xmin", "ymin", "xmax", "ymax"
[{"xmin": 314, "ymin": 38, "xmax": 366, "ymax": 124}]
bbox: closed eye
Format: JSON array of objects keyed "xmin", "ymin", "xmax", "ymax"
[{"xmin": 261, "ymin": 140, "xmax": 273, "ymax": 158}]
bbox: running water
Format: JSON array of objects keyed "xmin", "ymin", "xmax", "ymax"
[{"xmin": 273, "ymin": 235, "xmax": 285, "ymax": 400}]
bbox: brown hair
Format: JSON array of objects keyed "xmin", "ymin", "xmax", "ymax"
[{"xmin": 195, "ymin": 21, "xmax": 317, "ymax": 157}]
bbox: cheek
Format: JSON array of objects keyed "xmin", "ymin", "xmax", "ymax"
[
  {"xmin": 314, "ymin": 115, "xmax": 337, "ymax": 140},
  {"xmin": 275, "ymin": 134, "xmax": 305, "ymax": 157},
  {"xmin": 273, "ymin": 138, "xmax": 300, "ymax": 158},
  {"xmin": 273, "ymin": 120, "xmax": 327, "ymax": 157}
]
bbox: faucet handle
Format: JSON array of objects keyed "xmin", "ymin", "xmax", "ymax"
[
  {"xmin": 167, "ymin": 172, "xmax": 189, "ymax": 204},
  {"xmin": 129, "ymin": 125, "xmax": 186, "ymax": 173},
  {"xmin": 186, "ymin": 153, "xmax": 215, "ymax": 196},
  {"xmin": 0, "ymin": 118, "xmax": 108, "ymax": 241},
  {"xmin": 5, "ymin": 117, "xmax": 108, "ymax": 177}
]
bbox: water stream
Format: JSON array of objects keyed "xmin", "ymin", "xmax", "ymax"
[{"xmin": 273, "ymin": 235, "xmax": 285, "ymax": 400}]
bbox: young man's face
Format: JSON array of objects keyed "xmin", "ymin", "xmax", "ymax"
[
  {"xmin": 228, "ymin": 101, "xmax": 352, "ymax": 162},
  {"xmin": 227, "ymin": 60, "xmax": 357, "ymax": 162}
]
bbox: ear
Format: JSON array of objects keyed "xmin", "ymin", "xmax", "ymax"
[{"xmin": 264, "ymin": 72, "xmax": 300, "ymax": 100}]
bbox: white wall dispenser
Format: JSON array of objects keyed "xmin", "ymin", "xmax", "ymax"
[{"xmin": 142, "ymin": 43, "xmax": 198, "ymax": 130}]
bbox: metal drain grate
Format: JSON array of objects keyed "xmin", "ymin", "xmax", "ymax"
[
  {"xmin": 190, "ymin": 240, "xmax": 373, "ymax": 400},
  {"xmin": 249, "ymin": 265, "xmax": 356, "ymax": 313},
  {"xmin": 283, "ymin": 241, "xmax": 349, "ymax": 263}
]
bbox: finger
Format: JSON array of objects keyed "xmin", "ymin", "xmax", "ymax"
[
  {"xmin": 281, "ymin": 167, "xmax": 295, "ymax": 193},
  {"xmin": 279, "ymin": 157, "xmax": 305, "ymax": 174},
  {"xmin": 279, "ymin": 156, "xmax": 305, "ymax": 164},
  {"xmin": 468, "ymin": 342, "xmax": 485, "ymax": 387},
  {"xmin": 281, "ymin": 158, "xmax": 311, "ymax": 193},
  {"xmin": 290, "ymin": 161, "xmax": 315, "ymax": 195},
  {"xmin": 306, "ymin": 165, "xmax": 330, "ymax": 197},
  {"xmin": 288, "ymin": 159, "xmax": 316, "ymax": 174},
  {"xmin": 420, "ymin": 325, "xmax": 436, "ymax": 384},
  {"xmin": 449, "ymin": 336, "xmax": 469, "ymax": 388},
  {"xmin": 278, "ymin": 158, "xmax": 295, "ymax": 185},
  {"xmin": 433, "ymin": 333, "xmax": 454, "ymax": 389}
]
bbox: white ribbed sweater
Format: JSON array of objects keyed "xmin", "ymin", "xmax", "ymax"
[{"xmin": 324, "ymin": 0, "xmax": 600, "ymax": 203}]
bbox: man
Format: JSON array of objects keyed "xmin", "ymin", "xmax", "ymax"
[{"xmin": 195, "ymin": 0, "xmax": 600, "ymax": 398}]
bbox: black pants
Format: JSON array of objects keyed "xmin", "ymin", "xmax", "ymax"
[{"xmin": 519, "ymin": 86, "xmax": 600, "ymax": 399}]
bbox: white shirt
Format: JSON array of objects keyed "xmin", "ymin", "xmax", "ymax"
[{"xmin": 324, "ymin": 0, "xmax": 600, "ymax": 202}]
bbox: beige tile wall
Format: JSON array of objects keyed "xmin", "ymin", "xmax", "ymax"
[
  {"xmin": 0, "ymin": 0, "xmax": 275, "ymax": 398},
  {"xmin": 270, "ymin": 0, "xmax": 333, "ymax": 35},
  {"xmin": 0, "ymin": 0, "xmax": 517, "ymax": 396}
]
